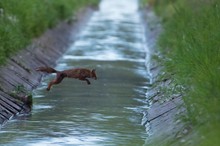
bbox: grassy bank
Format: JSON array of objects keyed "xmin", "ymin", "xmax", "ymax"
[
  {"xmin": 0, "ymin": 0, "xmax": 99, "ymax": 65},
  {"xmin": 142, "ymin": 0, "xmax": 220, "ymax": 145}
]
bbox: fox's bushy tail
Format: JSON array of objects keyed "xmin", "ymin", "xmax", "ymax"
[{"xmin": 35, "ymin": 66, "xmax": 57, "ymax": 73}]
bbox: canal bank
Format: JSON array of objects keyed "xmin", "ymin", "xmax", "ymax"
[
  {"xmin": 141, "ymin": 6, "xmax": 187, "ymax": 146},
  {"xmin": 0, "ymin": 7, "xmax": 95, "ymax": 127}
]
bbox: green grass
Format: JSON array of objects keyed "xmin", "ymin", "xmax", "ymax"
[
  {"xmin": 142, "ymin": 0, "xmax": 220, "ymax": 145},
  {"xmin": 0, "ymin": 0, "xmax": 99, "ymax": 65}
]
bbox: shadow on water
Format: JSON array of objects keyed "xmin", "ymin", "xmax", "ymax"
[{"xmin": 0, "ymin": 0, "xmax": 151, "ymax": 145}]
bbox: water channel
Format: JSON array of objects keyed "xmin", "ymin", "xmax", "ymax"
[{"xmin": 0, "ymin": 0, "xmax": 151, "ymax": 145}]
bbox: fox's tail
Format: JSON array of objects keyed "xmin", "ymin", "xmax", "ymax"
[{"xmin": 35, "ymin": 66, "xmax": 57, "ymax": 73}]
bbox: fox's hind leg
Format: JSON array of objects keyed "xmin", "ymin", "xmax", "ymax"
[
  {"xmin": 47, "ymin": 73, "xmax": 66, "ymax": 91},
  {"xmin": 47, "ymin": 80, "xmax": 57, "ymax": 91}
]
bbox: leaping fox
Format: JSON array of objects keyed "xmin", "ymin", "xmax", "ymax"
[{"xmin": 36, "ymin": 66, "xmax": 97, "ymax": 91}]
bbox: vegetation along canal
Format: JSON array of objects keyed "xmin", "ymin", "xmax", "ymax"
[{"xmin": 0, "ymin": 0, "xmax": 151, "ymax": 145}]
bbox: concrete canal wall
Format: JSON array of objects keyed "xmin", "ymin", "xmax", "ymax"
[
  {"xmin": 141, "ymin": 7, "xmax": 186, "ymax": 144},
  {"xmin": 0, "ymin": 8, "xmax": 94, "ymax": 127}
]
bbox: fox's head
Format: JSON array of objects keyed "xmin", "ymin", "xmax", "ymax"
[{"xmin": 91, "ymin": 69, "xmax": 97, "ymax": 80}]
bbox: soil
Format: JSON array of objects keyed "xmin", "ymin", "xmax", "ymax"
[{"xmin": 0, "ymin": 7, "xmax": 96, "ymax": 127}]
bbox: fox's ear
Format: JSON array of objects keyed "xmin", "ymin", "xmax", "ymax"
[{"xmin": 92, "ymin": 69, "xmax": 96, "ymax": 72}]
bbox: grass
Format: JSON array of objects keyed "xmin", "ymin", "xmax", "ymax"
[
  {"xmin": 142, "ymin": 0, "xmax": 220, "ymax": 145},
  {"xmin": 0, "ymin": 0, "xmax": 99, "ymax": 65}
]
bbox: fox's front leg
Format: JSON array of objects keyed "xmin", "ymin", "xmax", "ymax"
[
  {"xmin": 85, "ymin": 79, "xmax": 91, "ymax": 85},
  {"xmin": 79, "ymin": 78, "xmax": 91, "ymax": 85}
]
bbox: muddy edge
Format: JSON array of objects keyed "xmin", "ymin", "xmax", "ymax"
[
  {"xmin": 0, "ymin": 7, "xmax": 96, "ymax": 126},
  {"xmin": 141, "ymin": 6, "xmax": 186, "ymax": 143}
]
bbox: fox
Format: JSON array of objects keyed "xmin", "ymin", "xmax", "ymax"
[{"xmin": 35, "ymin": 66, "xmax": 97, "ymax": 91}]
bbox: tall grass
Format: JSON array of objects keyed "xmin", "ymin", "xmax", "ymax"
[
  {"xmin": 0, "ymin": 0, "xmax": 99, "ymax": 64},
  {"xmin": 142, "ymin": 0, "xmax": 220, "ymax": 145}
]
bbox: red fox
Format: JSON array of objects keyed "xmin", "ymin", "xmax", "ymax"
[{"xmin": 36, "ymin": 66, "xmax": 97, "ymax": 91}]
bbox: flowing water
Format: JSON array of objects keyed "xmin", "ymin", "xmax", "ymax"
[{"xmin": 0, "ymin": 0, "xmax": 151, "ymax": 145}]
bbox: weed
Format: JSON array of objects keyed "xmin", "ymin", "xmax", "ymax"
[
  {"xmin": 142, "ymin": 0, "xmax": 220, "ymax": 145},
  {"xmin": 0, "ymin": 0, "xmax": 99, "ymax": 65}
]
